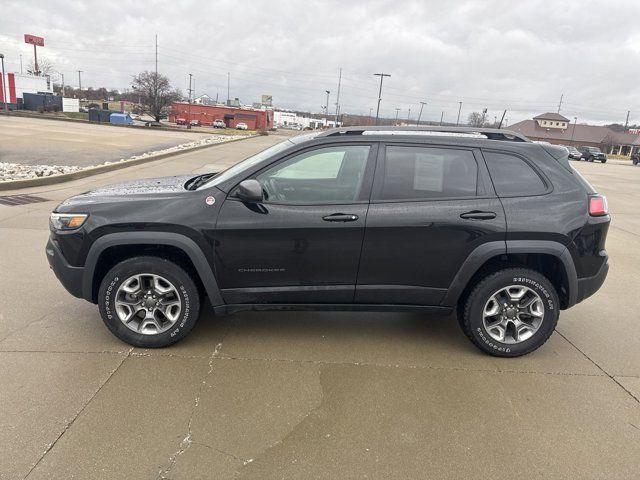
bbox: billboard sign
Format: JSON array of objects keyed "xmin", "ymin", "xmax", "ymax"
[
  {"xmin": 261, "ymin": 94, "xmax": 272, "ymax": 106},
  {"xmin": 24, "ymin": 34, "xmax": 45, "ymax": 47}
]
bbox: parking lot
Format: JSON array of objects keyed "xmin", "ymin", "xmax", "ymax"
[
  {"xmin": 0, "ymin": 116, "xmax": 214, "ymax": 167},
  {"xmin": 1, "ymin": 136, "xmax": 639, "ymax": 479}
]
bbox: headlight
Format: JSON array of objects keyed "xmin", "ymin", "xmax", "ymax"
[{"xmin": 50, "ymin": 213, "xmax": 88, "ymax": 231}]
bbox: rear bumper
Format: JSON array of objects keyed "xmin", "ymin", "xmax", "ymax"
[
  {"xmin": 576, "ymin": 258, "xmax": 609, "ymax": 304},
  {"xmin": 46, "ymin": 237, "xmax": 84, "ymax": 299}
]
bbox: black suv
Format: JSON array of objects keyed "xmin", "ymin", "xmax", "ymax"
[
  {"xmin": 578, "ymin": 146, "xmax": 607, "ymax": 163},
  {"xmin": 46, "ymin": 127, "xmax": 610, "ymax": 357}
]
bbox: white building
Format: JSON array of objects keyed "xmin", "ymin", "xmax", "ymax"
[
  {"xmin": 0, "ymin": 73, "xmax": 52, "ymax": 105},
  {"xmin": 273, "ymin": 110, "xmax": 340, "ymax": 129}
]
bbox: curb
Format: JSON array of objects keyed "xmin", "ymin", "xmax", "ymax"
[{"xmin": 0, "ymin": 135, "xmax": 255, "ymax": 192}]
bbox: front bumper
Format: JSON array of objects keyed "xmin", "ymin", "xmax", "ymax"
[
  {"xmin": 576, "ymin": 259, "xmax": 609, "ymax": 304},
  {"xmin": 46, "ymin": 237, "xmax": 84, "ymax": 299}
]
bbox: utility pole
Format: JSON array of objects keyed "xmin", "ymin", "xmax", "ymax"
[
  {"xmin": 187, "ymin": 73, "xmax": 193, "ymax": 128},
  {"xmin": 155, "ymin": 34, "xmax": 158, "ymax": 77},
  {"xmin": 557, "ymin": 93, "xmax": 563, "ymax": 113},
  {"xmin": 417, "ymin": 101, "xmax": 427, "ymax": 126},
  {"xmin": 624, "ymin": 110, "xmax": 630, "ymax": 130},
  {"xmin": 19, "ymin": 54, "xmax": 23, "ymax": 74},
  {"xmin": 481, "ymin": 108, "xmax": 487, "ymax": 126},
  {"xmin": 77, "ymin": 70, "xmax": 83, "ymax": 96},
  {"xmin": 570, "ymin": 116, "xmax": 578, "ymax": 146},
  {"xmin": 373, "ymin": 73, "xmax": 391, "ymax": 125},
  {"xmin": 368, "ymin": 107, "xmax": 373, "ymax": 125},
  {"xmin": 334, "ymin": 68, "xmax": 342, "ymax": 126},
  {"xmin": 440, "ymin": 111, "xmax": 444, "ymax": 126},
  {"xmin": 407, "ymin": 108, "xmax": 411, "ymax": 123},
  {"xmin": 0, "ymin": 54, "xmax": 8, "ymax": 112},
  {"xmin": 456, "ymin": 101, "xmax": 462, "ymax": 126},
  {"xmin": 227, "ymin": 72, "xmax": 230, "ymax": 105},
  {"xmin": 497, "ymin": 109, "xmax": 507, "ymax": 129},
  {"xmin": 324, "ymin": 90, "xmax": 330, "ymax": 120},
  {"xmin": 394, "ymin": 107, "xmax": 400, "ymax": 124}
]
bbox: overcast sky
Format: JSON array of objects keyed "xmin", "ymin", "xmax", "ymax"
[{"xmin": 1, "ymin": 0, "xmax": 639, "ymax": 125}]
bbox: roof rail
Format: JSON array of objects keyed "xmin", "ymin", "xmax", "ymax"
[{"xmin": 318, "ymin": 125, "xmax": 530, "ymax": 142}]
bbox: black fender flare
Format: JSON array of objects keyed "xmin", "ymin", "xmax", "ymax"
[
  {"xmin": 440, "ymin": 240, "xmax": 577, "ymax": 308},
  {"xmin": 82, "ymin": 232, "xmax": 224, "ymax": 306}
]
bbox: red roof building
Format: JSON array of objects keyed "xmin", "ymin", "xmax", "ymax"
[{"xmin": 169, "ymin": 102, "xmax": 273, "ymax": 130}]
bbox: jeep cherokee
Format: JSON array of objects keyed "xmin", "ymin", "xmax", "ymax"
[{"xmin": 46, "ymin": 126, "xmax": 610, "ymax": 357}]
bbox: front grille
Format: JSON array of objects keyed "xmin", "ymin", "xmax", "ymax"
[{"xmin": 0, "ymin": 194, "xmax": 49, "ymax": 206}]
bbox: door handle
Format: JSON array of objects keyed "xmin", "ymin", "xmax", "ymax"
[
  {"xmin": 460, "ymin": 210, "xmax": 497, "ymax": 220},
  {"xmin": 323, "ymin": 213, "xmax": 359, "ymax": 222}
]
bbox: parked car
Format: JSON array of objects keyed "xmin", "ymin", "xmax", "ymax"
[
  {"xmin": 144, "ymin": 121, "xmax": 162, "ymax": 128},
  {"xmin": 578, "ymin": 146, "xmax": 607, "ymax": 163},
  {"xmin": 176, "ymin": 118, "xmax": 187, "ymax": 125},
  {"xmin": 236, "ymin": 122, "xmax": 248, "ymax": 130},
  {"xmin": 189, "ymin": 119, "xmax": 201, "ymax": 127},
  {"xmin": 563, "ymin": 145, "xmax": 583, "ymax": 160},
  {"xmin": 46, "ymin": 126, "xmax": 610, "ymax": 357},
  {"xmin": 213, "ymin": 119, "xmax": 226, "ymax": 128}
]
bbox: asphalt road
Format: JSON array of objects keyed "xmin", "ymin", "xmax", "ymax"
[
  {"xmin": 0, "ymin": 115, "xmax": 213, "ymax": 167},
  {"xmin": 0, "ymin": 136, "xmax": 638, "ymax": 479}
]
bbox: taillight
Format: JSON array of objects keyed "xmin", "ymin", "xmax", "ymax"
[{"xmin": 589, "ymin": 195, "xmax": 608, "ymax": 216}]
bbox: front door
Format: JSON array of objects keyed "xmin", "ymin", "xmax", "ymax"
[
  {"xmin": 356, "ymin": 143, "xmax": 506, "ymax": 305},
  {"xmin": 214, "ymin": 143, "xmax": 377, "ymax": 304}
]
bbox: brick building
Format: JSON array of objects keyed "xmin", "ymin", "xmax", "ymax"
[{"xmin": 169, "ymin": 102, "xmax": 273, "ymax": 130}]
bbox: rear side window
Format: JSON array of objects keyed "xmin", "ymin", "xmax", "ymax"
[
  {"xmin": 379, "ymin": 146, "xmax": 477, "ymax": 200},
  {"xmin": 484, "ymin": 151, "xmax": 547, "ymax": 197}
]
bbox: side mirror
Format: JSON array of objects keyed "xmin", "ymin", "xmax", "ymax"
[{"xmin": 236, "ymin": 179, "xmax": 263, "ymax": 203}]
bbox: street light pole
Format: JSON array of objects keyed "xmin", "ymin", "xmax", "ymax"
[
  {"xmin": 456, "ymin": 101, "xmax": 462, "ymax": 126},
  {"xmin": 373, "ymin": 73, "xmax": 391, "ymax": 125},
  {"xmin": 77, "ymin": 70, "xmax": 83, "ymax": 97},
  {"xmin": 417, "ymin": 101, "xmax": 427, "ymax": 126},
  {"xmin": 407, "ymin": 108, "xmax": 411, "ymax": 124},
  {"xmin": 0, "ymin": 54, "xmax": 8, "ymax": 112},
  {"xmin": 324, "ymin": 90, "xmax": 330, "ymax": 119},
  {"xmin": 394, "ymin": 107, "xmax": 400, "ymax": 124},
  {"xmin": 570, "ymin": 117, "xmax": 578, "ymax": 146}
]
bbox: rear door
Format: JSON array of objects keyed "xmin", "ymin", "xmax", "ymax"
[
  {"xmin": 356, "ymin": 143, "xmax": 506, "ymax": 305},
  {"xmin": 214, "ymin": 143, "xmax": 377, "ymax": 304}
]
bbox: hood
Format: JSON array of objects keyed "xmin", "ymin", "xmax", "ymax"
[
  {"xmin": 55, "ymin": 175, "xmax": 195, "ymax": 211},
  {"xmin": 79, "ymin": 175, "xmax": 194, "ymax": 196}
]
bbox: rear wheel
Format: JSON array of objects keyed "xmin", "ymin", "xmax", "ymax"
[
  {"xmin": 98, "ymin": 256, "xmax": 200, "ymax": 348},
  {"xmin": 459, "ymin": 268, "xmax": 559, "ymax": 357}
]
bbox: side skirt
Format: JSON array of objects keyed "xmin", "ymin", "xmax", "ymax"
[{"xmin": 213, "ymin": 303, "xmax": 453, "ymax": 316}]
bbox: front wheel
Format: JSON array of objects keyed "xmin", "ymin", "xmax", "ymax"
[
  {"xmin": 98, "ymin": 256, "xmax": 200, "ymax": 348},
  {"xmin": 459, "ymin": 268, "xmax": 559, "ymax": 357},
  {"xmin": 601, "ymin": 158, "xmax": 607, "ymax": 163}
]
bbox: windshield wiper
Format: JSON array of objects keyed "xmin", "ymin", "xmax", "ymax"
[{"xmin": 186, "ymin": 173, "xmax": 216, "ymax": 191}]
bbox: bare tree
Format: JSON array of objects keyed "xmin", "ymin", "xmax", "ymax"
[
  {"xmin": 131, "ymin": 71, "xmax": 182, "ymax": 122},
  {"xmin": 467, "ymin": 111, "xmax": 486, "ymax": 127},
  {"xmin": 26, "ymin": 58, "xmax": 54, "ymax": 76}
]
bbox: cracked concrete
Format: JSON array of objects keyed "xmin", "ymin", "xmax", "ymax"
[{"xmin": 1, "ymin": 138, "xmax": 639, "ymax": 479}]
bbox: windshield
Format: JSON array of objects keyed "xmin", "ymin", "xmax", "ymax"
[{"xmin": 197, "ymin": 139, "xmax": 295, "ymax": 190}]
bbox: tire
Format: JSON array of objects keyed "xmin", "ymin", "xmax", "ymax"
[
  {"xmin": 588, "ymin": 156, "xmax": 594, "ymax": 162},
  {"xmin": 459, "ymin": 268, "xmax": 559, "ymax": 357},
  {"xmin": 601, "ymin": 158, "xmax": 607, "ymax": 163},
  {"xmin": 98, "ymin": 256, "xmax": 200, "ymax": 348}
]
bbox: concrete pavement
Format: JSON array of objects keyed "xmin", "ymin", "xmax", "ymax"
[
  {"xmin": 0, "ymin": 116, "xmax": 215, "ymax": 167},
  {"xmin": 0, "ymin": 138, "xmax": 639, "ymax": 479}
]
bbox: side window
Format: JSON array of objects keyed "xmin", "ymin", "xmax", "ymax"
[
  {"xmin": 256, "ymin": 145, "xmax": 370, "ymax": 204},
  {"xmin": 379, "ymin": 146, "xmax": 477, "ymax": 200},
  {"xmin": 484, "ymin": 151, "xmax": 547, "ymax": 197}
]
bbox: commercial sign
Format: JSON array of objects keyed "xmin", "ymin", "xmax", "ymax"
[
  {"xmin": 628, "ymin": 128, "xmax": 640, "ymax": 135},
  {"xmin": 261, "ymin": 94, "xmax": 272, "ymax": 106},
  {"xmin": 24, "ymin": 34, "xmax": 45, "ymax": 47}
]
